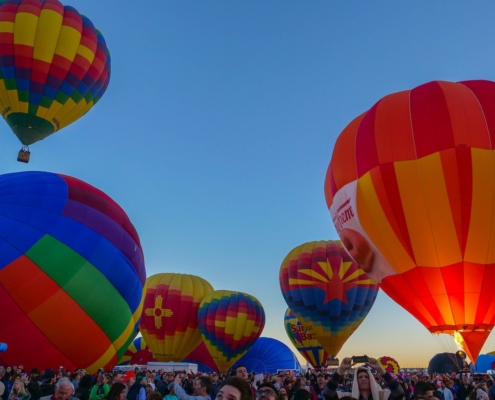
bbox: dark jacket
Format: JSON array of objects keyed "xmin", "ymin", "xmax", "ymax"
[{"xmin": 457, "ymin": 385, "xmax": 474, "ymax": 400}]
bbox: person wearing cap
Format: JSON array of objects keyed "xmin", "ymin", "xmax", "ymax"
[
  {"xmin": 26, "ymin": 370, "xmax": 43, "ymax": 400},
  {"xmin": 322, "ymin": 357, "xmax": 404, "ymax": 400}
]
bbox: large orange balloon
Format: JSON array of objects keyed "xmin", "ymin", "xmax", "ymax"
[
  {"xmin": 139, "ymin": 273, "xmax": 214, "ymax": 362},
  {"xmin": 325, "ymin": 80, "xmax": 495, "ymax": 362}
]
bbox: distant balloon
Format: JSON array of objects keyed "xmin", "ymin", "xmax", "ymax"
[
  {"xmin": 0, "ymin": 171, "xmax": 145, "ymax": 373},
  {"xmin": 428, "ymin": 353, "xmax": 464, "ymax": 374},
  {"xmin": 284, "ymin": 308, "xmax": 328, "ymax": 368},
  {"xmin": 118, "ymin": 337, "xmax": 157, "ymax": 366},
  {"xmin": 0, "ymin": 0, "xmax": 111, "ymax": 161},
  {"xmin": 280, "ymin": 240, "xmax": 378, "ymax": 358},
  {"xmin": 198, "ymin": 290, "xmax": 265, "ymax": 372},
  {"xmin": 232, "ymin": 337, "xmax": 301, "ymax": 374},
  {"xmin": 378, "ymin": 356, "xmax": 400, "ymax": 374},
  {"xmin": 183, "ymin": 341, "xmax": 219, "ymax": 373},
  {"xmin": 140, "ymin": 273, "xmax": 214, "ymax": 362}
]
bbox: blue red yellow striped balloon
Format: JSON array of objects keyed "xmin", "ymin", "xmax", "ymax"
[
  {"xmin": 279, "ymin": 240, "xmax": 378, "ymax": 357},
  {"xmin": 284, "ymin": 308, "xmax": 329, "ymax": 368},
  {"xmin": 0, "ymin": 0, "xmax": 111, "ymax": 146},
  {"xmin": 198, "ymin": 290, "xmax": 265, "ymax": 372},
  {"xmin": 140, "ymin": 273, "xmax": 214, "ymax": 362},
  {"xmin": 118, "ymin": 337, "xmax": 157, "ymax": 366},
  {"xmin": 0, "ymin": 171, "xmax": 145, "ymax": 373}
]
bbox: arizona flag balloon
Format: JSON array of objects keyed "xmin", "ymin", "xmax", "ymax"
[
  {"xmin": 118, "ymin": 337, "xmax": 157, "ymax": 366},
  {"xmin": 280, "ymin": 240, "xmax": 378, "ymax": 358},
  {"xmin": 198, "ymin": 290, "xmax": 265, "ymax": 372},
  {"xmin": 0, "ymin": 0, "xmax": 111, "ymax": 147},
  {"xmin": 325, "ymin": 80, "xmax": 495, "ymax": 362},
  {"xmin": 0, "ymin": 171, "xmax": 145, "ymax": 373},
  {"xmin": 284, "ymin": 308, "xmax": 329, "ymax": 368},
  {"xmin": 140, "ymin": 273, "xmax": 214, "ymax": 362}
]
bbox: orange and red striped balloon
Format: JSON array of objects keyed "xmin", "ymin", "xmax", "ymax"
[{"xmin": 325, "ymin": 80, "xmax": 495, "ymax": 362}]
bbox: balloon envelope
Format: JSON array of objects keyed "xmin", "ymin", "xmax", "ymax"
[
  {"xmin": 279, "ymin": 240, "xmax": 378, "ymax": 357},
  {"xmin": 0, "ymin": 171, "xmax": 145, "ymax": 373},
  {"xmin": 471, "ymin": 354, "xmax": 495, "ymax": 372},
  {"xmin": 140, "ymin": 273, "xmax": 214, "ymax": 362},
  {"xmin": 325, "ymin": 80, "xmax": 495, "ymax": 363},
  {"xmin": 378, "ymin": 356, "xmax": 400, "ymax": 374},
  {"xmin": 232, "ymin": 337, "xmax": 301, "ymax": 374},
  {"xmin": 198, "ymin": 290, "xmax": 265, "ymax": 372},
  {"xmin": 118, "ymin": 336, "xmax": 157, "ymax": 366},
  {"xmin": 284, "ymin": 308, "xmax": 328, "ymax": 368},
  {"xmin": 428, "ymin": 353, "xmax": 464, "ymax": 374},
  {"xmin": 0, "ymin": 0, "xmax": 111, "ymax": 146},
  {"xmin": 183, "ymin": 341, "xmax": 219, "ymax": 372}
]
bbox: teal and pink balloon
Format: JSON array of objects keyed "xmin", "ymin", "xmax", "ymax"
[{"xmin": 0, "ymin": 171, "xmax": 145, "ymax": 373}]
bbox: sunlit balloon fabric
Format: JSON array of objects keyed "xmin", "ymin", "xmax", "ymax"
[
  {"xmin": 378, "ymin": 356, "xmax": 400, "ymax": 374},
  {"xmin": 140, "ymin": 273, "xmax": 214, "ymax": 362},
  {"xmin": 284, "ymin": 308, "xmax": 329, "ymax": 368},
  {"xmin": 0, "ymin": 0, "xmax": 111, "ymax": 146},
  {"xmin": 325, "ymin": 80, "xmax": 495, "ymax": 362},
  {"xmin": 198, "ymin": 290, "xmax": 266, "ymax": 372},
  {"xmin": 280, "ymin": 240, "xmax": 378, "ymax": 358},
  {"xmin": 118, "ymin": 337, "xmax": 157, "ymax": 366},
  {"xmin": 0, "ymin": 171, "xmax": 145, "ymax": 373}
]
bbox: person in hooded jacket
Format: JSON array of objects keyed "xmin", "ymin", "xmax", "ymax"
[{"xmin": 322, "ymin": 357, "xmax": 404, "ymax": 400}]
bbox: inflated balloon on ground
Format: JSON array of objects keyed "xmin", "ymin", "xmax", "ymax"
[
  {"xmin": 140, "ymin": 273, "xmax": 214, "ymax": 362},
  {"xmin": 118, "ymin": 336, "xmax": 157, "ymax": 366},
  {"xmin": 280, "ymin": 240, "xmax": 378, "ymax": 358},
  {"xmin": 0, "ymin": 171, "xmax": 145, "ymax": 373},
  {"xmin": 325, "ymin": 80, "xmax": 495, "ymax": 363},
  {"xmin": 0, "ymin": 0, "xmax": 111, "ymax": 161},
  {"xmin": 198, "ymin": 290, "xmax": 265, "ymax": 372}
]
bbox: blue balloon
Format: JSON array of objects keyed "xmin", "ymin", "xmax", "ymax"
[
  {"xmin": 471, "ymin": 354, "xmax": 495, "ymax": 373},
  {"xmin": 233, "ymin": 337, "xmax": 301, "ymax": 374},
  {"xmin": 0, "ymin": 343, "xmax": 7, "ymax": 352}
]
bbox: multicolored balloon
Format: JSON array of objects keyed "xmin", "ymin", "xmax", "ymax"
[
  {"xmin": 284, "ymin": 308, "xmax": 329, "ymax": 368},
  {"xmin": 378, "ymin": 356, "xmax": 400, "ymax": 374},
  {"xmin": 0, "ymin": 0, "xmax": 110, "ymax": 147},
  {"xmin": 198, "ymin": 290, "xmax": 265, "ymax": 372},
  {"xmin": 140, "ymin": 273, "xmax": 214, "ymax": 362},
  {"xmin": 280, "ymin": 240, "xmax": 378, "ymax": 358},
  {"xmin": 0, "ymin": 171, "xmax": 145, "ymax": 373},
  {"xmin": 118, "ymin": 336, "xmax": 157, "ymax": 366},
  {"xmin": 325, "ymin": 80, "xmax": 495, "ymax": 362},
  {"xmin": 183, "ymin": 341, "xmax": 219, "ymax": 372}
]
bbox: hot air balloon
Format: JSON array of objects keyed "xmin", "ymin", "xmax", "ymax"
[
  {"xmin": 325, "ymin": 80, "xmax": 495, "ymax": 363},
  {"xmin": 118, "ymin": 336, "xmax": 157, "ymax": 366},
  {"xmin": 377, "ymin": 356, "xmax": 400, "ymax": 374},
  {"xmin": 279, "ymin": 240, "xmax": 378, "ymax": 358},
  {"xmin": 284, "ymin": 308, "xmax": 329, "ymax": 368},
  {"xmin": 0, "ymin": 171, "xmax": 145, "ymax": 373},
  {"xmin": 0, "ymin": 0, "xmax": 111, "ymax": 162},
  {"xmin": 232, "ymin": 337, "xmax": 301, "ymax": 374},
  {"xmin": 183, "ymin": 341, "xmax": 219, "ymax": 372},
  {"xmin": 198, "ymin": 290, "xmax": 265, "ymax": 372},
  {"xmin": 428, "ymin": 353, "xmax": 464, "ymax": 374},
  {"xmin": 140, "ymin": 273, "xmax": 214, "ymax": 362}
]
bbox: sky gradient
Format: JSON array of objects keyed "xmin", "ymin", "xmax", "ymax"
[{"xmin": 2, "ymin": 1, "xmax": 495, "ymax": 368}]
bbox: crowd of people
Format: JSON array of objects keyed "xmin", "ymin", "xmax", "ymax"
[{"xmin": 0, "ymin": 358, "xmax": 494, "ymax": 400}]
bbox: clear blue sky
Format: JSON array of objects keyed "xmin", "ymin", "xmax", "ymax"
[{"xmin": 2, "ymin": 1, "xmax": 495, "ymax": 367}]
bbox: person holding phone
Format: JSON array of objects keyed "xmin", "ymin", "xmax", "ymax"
[{"xmin": 322, "ymin": 357, "xmax": 404, "ymax": 400}]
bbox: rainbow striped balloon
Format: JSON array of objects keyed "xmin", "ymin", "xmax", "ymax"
[
  {"xmin": 0, "ymin": 171, "xmax": 145, "ymax": 373},
  {"xmin": 0, "ymin": 0, "xmax": 111, "ymax": 146},
  {"xmin": 198, "ymin": 290, "xmax": 265, "ymax": 372}
]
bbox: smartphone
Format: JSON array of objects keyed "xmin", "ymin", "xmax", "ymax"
[{"xmin": 352, "ymin": 356, "xmax": 369, "ymax": 363}]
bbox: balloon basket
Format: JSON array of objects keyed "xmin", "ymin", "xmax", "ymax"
[{"xmin": 17, "ymin": 148, "xmax": 30, "ymax": 163}]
